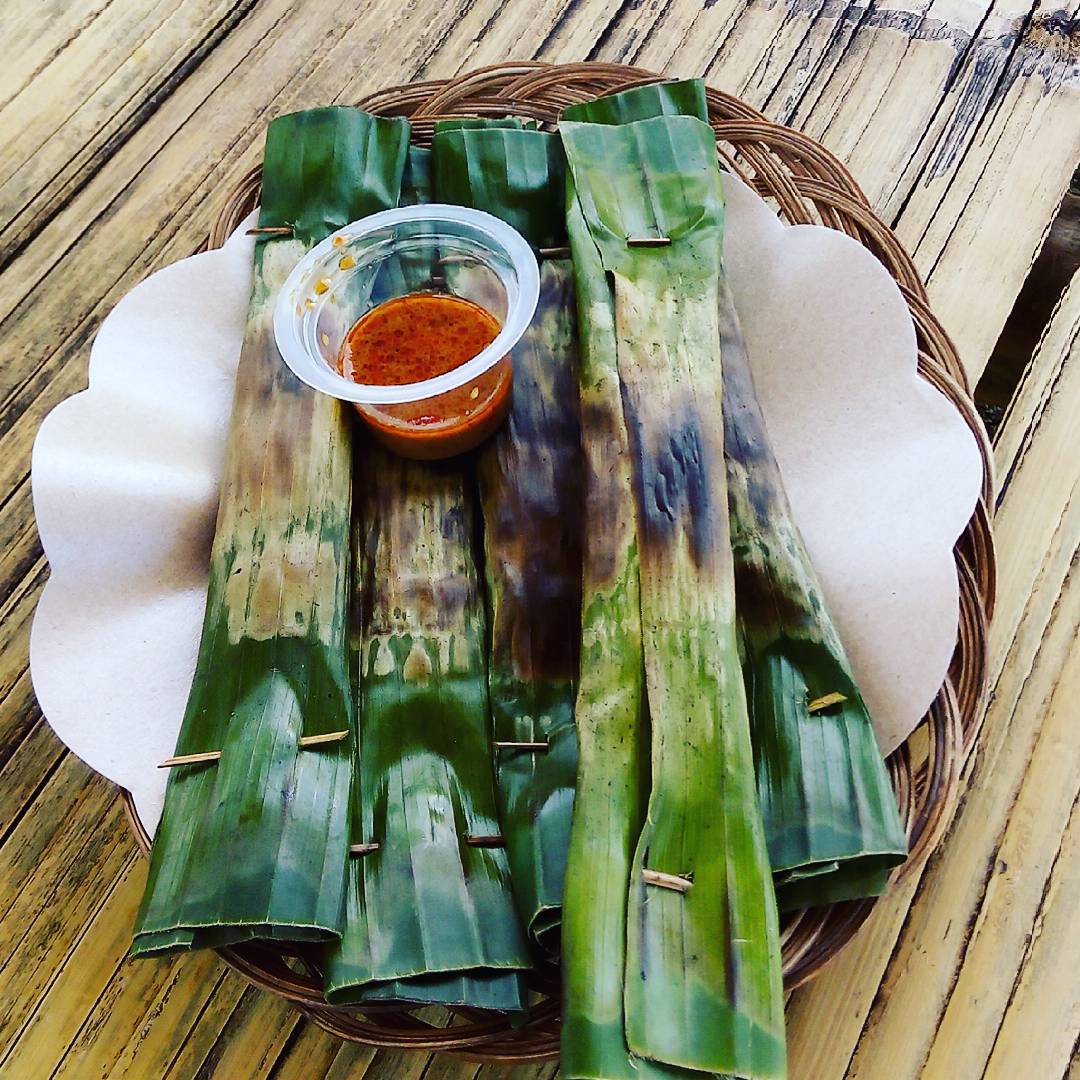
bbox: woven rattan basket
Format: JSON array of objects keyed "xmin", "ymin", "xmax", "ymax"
[{"xmin": 124, "ymin": 61, "xmax": 995, "ymax": 1063}]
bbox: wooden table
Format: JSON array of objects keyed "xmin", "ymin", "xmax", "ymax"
[{"xmin": 1, "ymin": 3, "xmax": 1077, "ymax": 1077}]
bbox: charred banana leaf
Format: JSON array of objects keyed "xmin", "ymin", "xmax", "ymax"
[
  {"xmin": 569, "ymin": 79, "xmax": 907, "ymax": 911},
  {"xmin": 132, "ymin": 107, "xmax": 409, "ymax": 957},
  {"xmin": 323, "ymin": 448, "xmax": 530, "ymax": 1009},
  {"xmin": 325, "ymin": 145, "xmax": 530, "ymax": 1010},
  {"xmin": 433, "ymin": 122, "xmax": 582, "ymax": 950},
  {"xmin": 561, "ymin": 114, "xmax": 786, "ymax": 1078},
  {"xmin": 560, "ymin": 166, "xmax": 654, "ymax": 1080}
]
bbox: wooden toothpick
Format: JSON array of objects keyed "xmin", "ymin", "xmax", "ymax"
[
  {"xmin": 626, "ymin": 235, "xmax": 672, "ymax": 248},
  {"xmin": 158, "ymin": 750, "xmax": 222, "ymax": 768},
  {"xmin": 298, "ymin": 730, "xmax": 350, "ymax": 748},
  {"xmin": 246, "ymin": 225, "xmax": 294, "ymax": 236},
  {"xmin": 349, "ymin": 843, "xmax": 381, "ymax": 856},
  {"xmin": 808, "ymin": 692, "xmax": 848, "ymax": 714},
  {"xmin": 642, "ymin": 869, "xmax": 693, "ymax": 893},
  {"xmin": 466, "ymin": 835, "xmax": 506, "ymax": 848},
  {"xmin": 494, "ymin": 740, "xmax": 550, "ymax": 751}
]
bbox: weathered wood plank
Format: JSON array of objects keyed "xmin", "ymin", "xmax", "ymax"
[
  {"xmin": 337, "ymin": 1044, "xmax": 430, "ymax": 1080},
  {"xmin": 475, "ymin": 1061, "xmax": 559, "ymax": 1079},
  {"xmin": 321, "ymin": 1041, "xmax": 380, "ymax": 1080},
  {"xmin": 906, "ymin": 573, "xmax": 1080, "ymax": 1077},
  {"xmin": 986, "ymin": 270, "xmax": 1080, "ymax": 690},
  {"xmin": 419, "ymin": 1055, "xmax": 483, "ymax": 1080},
  {"xmin": 410, "ymin": 0, "xmax": 624, "ymax": 75},
  {"xmin": 0, "ymin": 802, "xmax": 135, "ymax": 1050},
  {"xmin": 0, "ymin": 0, "xmax": 259, "ymax": 269},
  {"xmin": 982, "ymin": 792, "xmax": 1080, "ymax": 1080},
  {"xmin": 0, "ymin": 654, "xmax": 37, "ymax": 766},
  {"xmin": 264, "ymin": 1019, "xmax": 343, "ymax": 1080},
  {"xmin": 0, "ymin": 561, "xmax": 44, "ymax": 709},
  {"xmin": 160, "ymin": 970, "xmax": 250, "ymax": 1078},
  {"xmin": 785, "ymin": 872, "xmax": 925, "ymax": 1077},
  {"xmin": 900, "ymin": 0, "xmax": 1080, "ymax": 383},
  {"xmin": 0, "ymin": 754, "xmax": 99, "ymax": 932},
  {"xmin": 0, "ymin": 473, "xmax": 40, "ymax": 603},
  {"xmin": 191, "ymin": 987, "xmax": 305, "ymax": 1080},
  {"xmin": 0, "ymin": 715, "xmax": 65, "ymax": 841},
  {"xmin": 0, "ymin": 0, "xmax": 112, "ymax": 113},
  {"xmin": 598, "ymin": 0, "xmax": 1080, "ymax": 384},
  {"xmin": 52, "ymin": 938, "xmax": 223, "ymax": 1079},
  {"xmin": 0, "ymin": 854, "xmax": 141, "ymax": 1075},
  {"xmin": 105, "ymin": 962, "xmax": 233, "ymax": 1079}
]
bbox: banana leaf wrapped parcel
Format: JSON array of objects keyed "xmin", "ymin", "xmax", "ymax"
[
  {"xmin": 433, "ymin": 121, "xmax": 583, "ymax": 950},
  {"xmin": 565, "ymin": 77, "xmax": 906, "ymax": 913},
  {"xmin": 132, "ymin": 107, "xmax": 409, "ymax": 958},
  {"xmin": 324, "ymin": 140, "xmax": 531, "ymax": 1011},
  {"xmin": 560, "ymin": 111, "xmax": 786, "ymax": 1078},
  {"xmin": 324, "ymin": 445, "xmax": 531, "ymax": 1010}
]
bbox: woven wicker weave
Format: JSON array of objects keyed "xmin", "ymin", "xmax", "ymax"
[{"xmin": 124, "ymin": 61, "xmax": 995, "ymax": 1062}]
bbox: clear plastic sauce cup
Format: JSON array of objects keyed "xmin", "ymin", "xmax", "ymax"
[{"xmin": 273, "ymin": 204, "xmax": 540, "ymax": 460}]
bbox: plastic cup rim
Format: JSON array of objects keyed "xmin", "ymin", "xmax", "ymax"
[{"xmin": 272, "ymin": 203, "xmax": 540, "ymax": 405}]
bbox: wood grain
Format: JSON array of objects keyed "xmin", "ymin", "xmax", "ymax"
[{"xmin": 0, "ymin": 0, "xmax": 1076, "ymax": 1076}]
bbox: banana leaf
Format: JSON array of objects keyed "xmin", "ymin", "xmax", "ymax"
[
  {"xmin": 562, "ymin": 94, "xmax": 727, "ymax": 1079},
  {"xmin": 432, "ymin": 123, "xmax": 582, "ymax": 950},
  {"xmin": 323, "ymin": 447, "xmax": 530, "ymax": 1009},
  {"xmin": 569, "ymin": 79, "xmax": 907, "ymax": 911},
  {"xmin": 561, "ymin": 167, "xmax": 663, "ymax": 1080},
  {"xmin": 561, "ymin": 115, "xmax": 786, "ymax": 1078},
  {"xmin": 560, "ymin": 78, "xmax": 708, "ymax": 125},
  {"xmin": 383, "ymin": 144, "xmax": 435, "ymax": 291},
  {"xmin": 324, "ymin": 145, "xmax": 530, "ymax": 1011},
  {"xmin": 434, "ymin": 117, "xmax": 539, "ymax": 132},
  {"xmin": 131, "ymin": 107, "xmax": 409, "ymax": 957}
]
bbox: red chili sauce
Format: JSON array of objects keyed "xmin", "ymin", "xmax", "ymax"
[{"xmin": 339, "ymin": 293, "xmax": 511, "ymax": 459}]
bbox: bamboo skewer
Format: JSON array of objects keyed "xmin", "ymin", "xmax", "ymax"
[
  {"xmin": 807, "ymin": 692, "xmax": 849, "ymax": 714},
  {"xmin": 158, "ymin": 728, "xmax": 348, "ymax": 768},
  {"xmin": 625, "ymin": 235, "xmax": 671, "ymax": 247},
  {"xmin": 642, "ymin": 869, "xmax": 693, "ymax": 893},
  {"xmin": 466, "ymin": 835, "xmax": 507, "ymax": 848},
  {"xmin": 493, "ymin": 740, "xmax": 550, "ymax": 751},
  {"xmin": 298, "ymin": 730, "xmax": 350, "ymax": 748},
  {"xmin": 157, "ymin": 750, "xmax": 222, "ymax": 768},
  {"xmin": 245, "ymin": 225, "xmax": 294, "ymax": 236},
  {"xmin": 349, "ymin": 843, "xmax": 381, "ymax": 856}
]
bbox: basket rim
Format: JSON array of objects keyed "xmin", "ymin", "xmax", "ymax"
[{"xmin": 122, "ymin": 59, "xmax": 995, "ymax": 1063}]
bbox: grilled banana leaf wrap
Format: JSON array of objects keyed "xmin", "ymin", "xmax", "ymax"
[
  {"xmin": 132, "ymin": 108, "xmax": 408, "ymax": 958},
  {"xmin": 433, "ymin": 121, "xmax": 583, "ymax": 950},
  {"xmin": 566, "ymin": 79, "xmax": 907, "ymax": 912},
  {"xmin": 560, "ymin": 109, "xmax": 786, "ymax": 1078},
  {"xmin": 324, "ymin": 143, "xmax": 531, "ymax": 1011}
]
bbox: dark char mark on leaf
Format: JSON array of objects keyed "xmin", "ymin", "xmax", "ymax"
[
  {"xmin": 626, "ymin": 396, "xmax": 715, "ymax": 568},
  {"xmin": 578, "ymin": 396, "xmax": 634, "ymax": 586}
]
